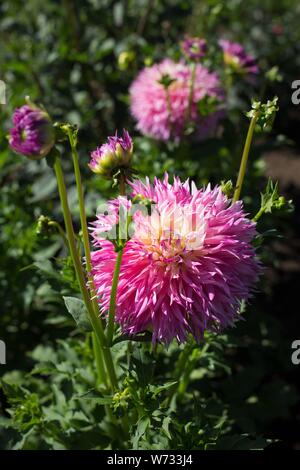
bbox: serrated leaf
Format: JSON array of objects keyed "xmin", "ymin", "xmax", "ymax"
[
  {"xmin": 150, "ymin": 381, "xmax": 178, "ymax": 397},
  {"xmin": 63, "ymin": 296, "xmax": 92, "ymax": 332},
  {"xmin": 133, "ymin": 416, "xmax": 150, "ymax": 449},
  {"xmin": 77, "ymin": 389, "xmax": 113, "ymax": 405}
]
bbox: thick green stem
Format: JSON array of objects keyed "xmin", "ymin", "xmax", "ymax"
[
  {"xmin": 68, "ymin": 133, "xmax": 120, "ymax": 390},
  {"xmin": 53, "ymin": 156, "xmax": 118, "ymax": 391},
  {"xmin": 232, "ymin": 112, "xmax": 259, "ymax": 204},
  {"xmin": 252, "ymin": 206, "xmax": 265, "ymax": 223},
  {"xmin": 53, "ymin": 157, "xmax": 90, "ymax": 304},
  {"xmin": 91, "ymin": 333, "xmax": 118, "ymax": 427},
  {"xmin": 68, "ymin": 133, "xmax": 93, "ymax": 271},
  {"xmin": 92, "ymin": 333, "xmax": 107, "ymax": 387},
  {"xmin": 168, "ymin": 342, "xmax": 193, "ymax": 403},
  {"xmin": 106, "ymin": 249, "xmax": 124, "ymax": 346},
  {"xmin": 68, "ymin": 134, "xmax": 100, "ymax": 304},
  {"xmin": 177, "ymin": 343, "xmax": 209, "ymax": 396},
  {"xmin": 105, "ymin": 174, "xmax": 126, "ymax": 345}
]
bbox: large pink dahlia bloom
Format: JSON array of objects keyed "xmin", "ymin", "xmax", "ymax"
[
  {"xmin": 91, "ymin": 175, "xmax": 260, "ymax": 344},
  {"xmin": 129, "ymin": 59, "xmax": 224, "ymax": 142}
]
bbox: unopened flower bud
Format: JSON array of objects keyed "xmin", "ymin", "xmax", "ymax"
[
  {"xmin": 36, "ymin": 215, "xmax": 56, "ymax": 237},
  {"xmin": 89, "ymin": 130, "xmax": 133, "ymax": 178},
  {"xmin": 118, "ymin": 51, "xmax": 135, "ymax": 71},
  {"xmin": 9, "ymin": 103, "xmax": 55, "ymax": 160},
  {"xmin": 220, "ymin": 180, "xmax": 234, "ymax": 198},
  {"xmin": 274, "ymin": 196, "xmax": 285, "ymax": 209}
]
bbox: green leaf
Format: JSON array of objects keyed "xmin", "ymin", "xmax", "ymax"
[
  {"xmin": 12, "ymin": 427, "xmax": 36, "ymax": 450},
  {"xmin": 197, "ymin": 95, "xmax": 218, "ymax": 117},
  {"xmin": 150, "ymin": 381, "xmax": 178, "ymax": 397},
  {"xmin": 162, "ymin": 416, "xmax": 172, "ymax": 440},
  {"xmin": 253, "ymin": 178, "xmax": 292, "ymax": 222},
  {"xmin": 63, "ymin": 296, "xmax": 92, "ymax": 332},
  {"xmin": 131, "ymin": 347, "xmax": 155, "ymax": 388},
  {"xmin": 133, "ymin": 416, "xmax": 150, "ymax": 449},
  {"xmin": 77, "ymin": 389, "xmax": 113, "ymax": 405},
  {"xmin": 210, "ymin": 434, "xmax": 269, "ymax": 450},
  {"xmin": 22, "ymin": 260, "xmax": 61, "ymax": 281}
]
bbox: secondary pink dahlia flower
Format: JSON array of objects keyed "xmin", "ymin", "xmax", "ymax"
[
  {"xmin": 219, "ymin": 39, "xmax": 259, "ymax": 75},
  {"xmin": 91, "ymin": 175, "xmax": 260, "ymax": 344},
  {"xmin": 129, "ymin": 59, "xmax": 224, "ymax": 142}
]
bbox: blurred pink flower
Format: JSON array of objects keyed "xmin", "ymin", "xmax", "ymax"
[
  {"xmin": 130, "ymin": 59, "xmax": 224, "ymax": 142},
  {"xmin": 219, "ymin": 39, "xmax": 259, "ymax": 75},
  {"xmin": 91, "ymin": 175, "xmax": 260, "ymax": 343},
  {"xmin": 181, "ymin": 37, "xmax": 207, "ymax": 61}
]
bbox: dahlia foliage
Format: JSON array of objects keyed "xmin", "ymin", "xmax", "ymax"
[{"xmin": 91, "ymin": 175, "xmax": 260, "ymax": 343}]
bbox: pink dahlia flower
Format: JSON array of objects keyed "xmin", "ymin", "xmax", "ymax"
[
  {"xmin": 129, "ymin": 59, "xmax": 224, "ymax": 142},
  {"xmin": 219, "ymin": 39, "xmax": 259, "ymax": 75},
  {"xmin": 91, "ymin": 175, "xmax": 261, "ymax": 344}
]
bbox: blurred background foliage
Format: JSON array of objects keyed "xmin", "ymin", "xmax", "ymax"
[{"xmin": 0, "ymin": 0, "xmax": 300, "ymax": 449}]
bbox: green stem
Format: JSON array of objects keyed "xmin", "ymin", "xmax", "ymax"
[
  {"xmin": 91, "ymin": 333, "xmax": 118, "ymax": 430},
  {"xmin": 252, "ymin": 206, "xmax": 265, "ymax": 223},
  {"xmin": 105, "ymin": 174, "xmax": 126, "ymax": 345},
  {"xmin": 178, "ymin": 343, "xmax": 209, "ymax": 396},
  {"xmin": 68, "ymin": 132, "xmax": 107, "ymax": 387},
  {"xmin": 168, "ymin": 341, "xmax": 209, "ymax": 404},
  {"xmin": 53, "ymin": 156, "xmax": 118, "ymax": 391},
  {"xmin": 92, "ymin": 333, "xmax": 107, "ymax": 387},
  {"xmin": 67, "ymin": 132, "xmax": 119, "ymax": 391},
  {"xmin": 68, "ymin": 132, "xmax": 93, "ymax": 271},
  {"xmin": 53, "ymin": 157, "xmax": 89, "ymax": 302},
  {"xmin": 232, "ymin": 112, "xmax": 259, "ymax": 204},
  {"xmin": 169, "ymin": 342, "xmax": 193, "ymax": 400},
  {"xmin": 48, "ymin": 221, "xmax": 69, "ymax": 248},
  {"xmin": 106, "ymin": 249, "xmax": 124, "ymax": 346},
  {"xmin": 225, "ymin": 69, "xmax": 233, "ymax": 91}
]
